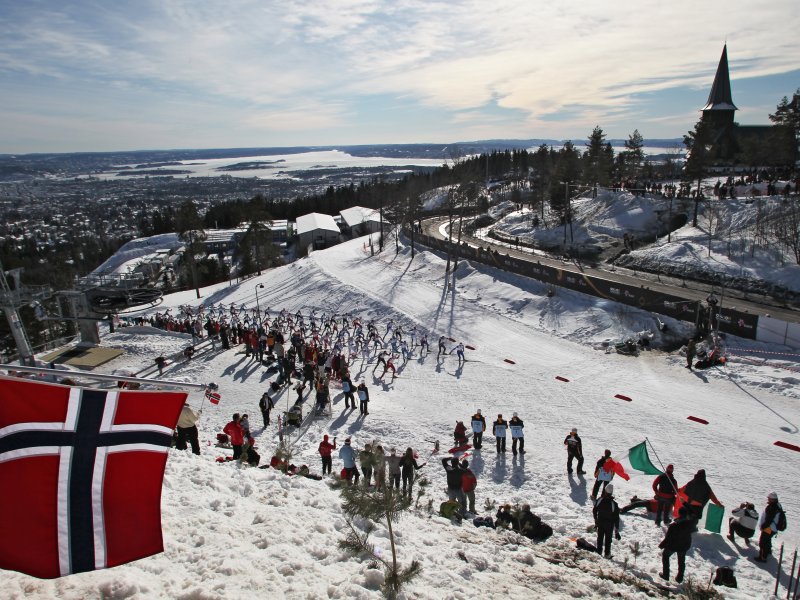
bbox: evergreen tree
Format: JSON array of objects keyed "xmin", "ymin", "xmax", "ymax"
[
  {"xmin": 337, "ymin": 482, "xmax": 421, "ymax": 599},
  {"xmin": 582, "ymin": 126, "xmax": 614, "ymax": 187},
  {"xmin": 622, "ymin": 129, "xmax": 645, "ymax": 180},
  {"xmin": 684, "ymin": 119, "xmax": 713, "ymax": 227}
]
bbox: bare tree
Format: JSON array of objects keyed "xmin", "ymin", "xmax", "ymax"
[{"xmin": 772, "ymin": 201, "xmax": 800, "ymax": 264}]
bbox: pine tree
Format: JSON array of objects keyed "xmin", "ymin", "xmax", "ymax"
[{"xmin": 337, "ymin": 482, "xmax": 421, "ymax": 599}]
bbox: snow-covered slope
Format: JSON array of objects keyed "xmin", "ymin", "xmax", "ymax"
[{"xmin": 5, "ymin": 235, "xmax": 800, "ymax": 599}]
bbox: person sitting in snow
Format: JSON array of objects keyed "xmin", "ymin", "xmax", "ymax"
[{"xmin": 728, "ymin": 502, "xmax": 759, "ymax": 546}]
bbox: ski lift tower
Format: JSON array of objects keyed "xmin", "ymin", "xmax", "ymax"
[{"xmin": 0, "ymin": 261, "xmax": 53, "ymax": 366}]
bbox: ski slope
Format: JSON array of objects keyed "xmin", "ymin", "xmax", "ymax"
[{"xmin": 4, "ymin": 235, "xmax": 800, "ymax": 599}]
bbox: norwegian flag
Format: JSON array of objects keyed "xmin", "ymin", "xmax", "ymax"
[
  {"xmin": 0, "ymin": 376, "xmax": 186, "ymax": 578},
  {"xmin": 205, "ymin": 390, "xmax": 221, "ymax": 405}
]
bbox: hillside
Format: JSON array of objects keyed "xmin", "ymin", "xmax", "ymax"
[{"xmin": 4, "ymin": 234, "xmax": 800, "ymax": 599}]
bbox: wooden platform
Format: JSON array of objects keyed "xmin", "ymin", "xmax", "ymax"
[{"xmin": 41, "ymin": 346, "xmax": 125, "ymax": 369}]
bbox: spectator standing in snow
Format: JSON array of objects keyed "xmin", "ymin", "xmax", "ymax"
[
  {"xmin": 338, "ymin": 437, "xmax": 359, "ymax": 485},
  {"xmin": 659, "ymin": 506, "xmax": 693, "ymax": 583},
  {"xmin": 373, "ymin": 445, "xmax": 386, "ymax": 490},
  {"xmin": 685, "ymin": 338, "xmax": 697, "ymax": 369},
  {"xmin": 259, "ymin": 390, "xmax": 274, "ymax": 428},
  {"xmin": 442, "ymin": 457, "xmax": 464, "ymax": 507},
  {"xmin": 400, "ymin": 448, "xmax": 425, "ymax": 497},
  {"xmin": 653, "ymin": 464, "xmax": 678, "ymax": 526},
  {"xmin": 175, "ymin": 403, "xmax": 201, "ymax": 455},
  {"xmin": 385, "ymin": 448, "xmax": 403, "ymax": 490},
  {"xmin": 461, "ymin": 460, "xmax": 477, "ymax": 513},
  {"xmin": 592, "ymin": 484, "xmax": 621, "ymax": 558},
  {"xmin": 471, "ymin": 409, "xmax": 486, "ymax": 449},
  {"xmin": 155, "ymin": 355, "xmax": 167, "ymax": 375},
  {"xmin": 318, "ymin": 435, "xmax": 337, "ymax": 475},
  {"xmin": 756, "ymin": 492, "xmax": 784, "ymax": 562},
  {"xmin": 591, "ymin": 449, "xmax": 615, "ymax": 500},
  {"xmin": 359, "ymin": 443, "xmax": 375, "ymax": 487},
  {"xmin": 509, "ymin": 413, "xmax": 525, "ymax": 455},
  {"xmin": 564, "ymin": 428, "xmax": 585, "ymax": 474},
  {"xmin": 341, "ymin": 373, "xmax": 356, "ymax": 409},
  {"xmin": 239, "ymin": 414, "xmax": 252, "ymax": 442},
  {"xmin": 728, "ymin": 502, "xmax": 759, "ymax": 545},
  {"xmin": 357, "ymin": 381, "xmax": 370, "ymax": 415},
  {"xmin": 493, "ymin": 414, "xmax": 508, "ymax": 453},
  {"xmin": 679, "ymin": 469, "xmax": 722, "ymax": 521},
  {"xmin": 223, "ymin": 413, "xmax": 245, "ymax": 460}
]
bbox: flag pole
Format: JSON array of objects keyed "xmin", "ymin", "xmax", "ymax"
[
  {"xmin": 0, "ymin": 364, "xmax": 210, "ymax": 391},
  {"xmin": 645, "ymin": 437, "xmax": 680, "ymax": 497}
]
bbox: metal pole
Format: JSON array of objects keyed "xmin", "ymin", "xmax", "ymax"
[
  {"xmin": 791, "ymin": 549, "xmax": 800, "ymax": 600},
  {"xmin": 0, "ymin": 364, "xmax": 209, "ymax": 391},
  {"xmin": 645, "ymin": 437, "xmax": 680, "ymax": 498},
  {"xmin": 779, "ymin": 545, "xmax": 789, "ymax": 596},
  {"xmin": 255, "ymin": 283, "xmax": 264, "ymax": 325}
]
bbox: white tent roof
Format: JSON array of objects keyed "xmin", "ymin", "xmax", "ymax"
[
  {"xmin": 295, "ymin": 212, "xmax": 340, "ymax": 236},
  {"xmin": 339, "ymin": 206, "xmax": 381, "ymax": 228}
]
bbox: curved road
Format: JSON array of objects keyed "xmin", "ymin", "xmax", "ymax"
[{"xmin": 421, "ymin": 216, "xmax": 800, "ymax": 324}]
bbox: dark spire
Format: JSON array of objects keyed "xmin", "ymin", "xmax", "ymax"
[{"xmin": 702, "ymin": 44, "xmax": 737, "ymax": 112}]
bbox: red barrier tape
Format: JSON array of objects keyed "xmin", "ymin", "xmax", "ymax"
[
  {"xmin": 775, "ymin": 441, "xmax": 800, "ymax": 452},
  {"xmin": 687, "ymin": 416, "xmax": 709, "ymax": 425}
]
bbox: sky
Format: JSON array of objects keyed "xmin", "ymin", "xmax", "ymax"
[{"xmin": 1, "ymin": 0, "xmax": 799, "ymax": 154}]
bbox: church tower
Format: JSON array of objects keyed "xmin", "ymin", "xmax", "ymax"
[{"xmin": 701, "ymin": 44, "xmax": 737, "ymax": 134}]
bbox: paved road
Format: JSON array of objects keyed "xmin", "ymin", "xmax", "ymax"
[{"xmin": 421, "ymin": 217, "xmax": 800, "ymax": 324}]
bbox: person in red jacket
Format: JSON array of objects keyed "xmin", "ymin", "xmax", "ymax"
[
  {"xmin": 453, "ymin": 421, "xmax": 468, "ymax": 447},
  {"xmin": 461, "ymin": 460, "xmax": 477, "ymax": 514},
  {"xmin": 318, "ymin": 434, "xmax": 337, "ymax": 475},
  {"xmin": 653, "ymin": 464, "xmax": 678, "ymax": 526},
  {"xmin": 223, "ymin": 413, "xmax": 245, "ymax": 460}
]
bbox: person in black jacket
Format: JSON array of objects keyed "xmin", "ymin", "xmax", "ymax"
[
  {"xmin": 564, "ymin": 428, "xmax": 585, "ymax": 474},
  {"xmin": 441, "ymin": 457, "xmax": 464, "ymax": 506},
  {"xmin": 400, "ymin": 447, "xmax": 425, "ymax": 497},
  {"xmin": 592, "ymin": 484, "xmax": 621, "ymax": 558},
  {"xmin": 471, "ymin": 410, "xmax": 486, "ymax": 449},
  {"xmin": 652, "ymin": 464, "xmax": 678, "ymax": 526},
  {"xmin": 679, "ymin": 469, "xmax": 722, "ymax": 521},
  {"xmin": 659, "ymin": 506, "xmax": 694, "ymax": 583},
  {"xmin": 258, "ymin": 390, "xmax": 274, "ymax": 427},
  {"xmin": 756, "ymin": 492, "xmax": 784, "ymax": 562}
]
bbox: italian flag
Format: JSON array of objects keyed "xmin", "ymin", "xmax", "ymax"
[{"xmin": 613, "ymin": 440, "xmax": 663, "ymax": 481}]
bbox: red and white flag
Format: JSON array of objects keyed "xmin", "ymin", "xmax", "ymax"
[
  {"xmin": 205, "ymin": 390, "xmax": 221, "ymax": 405},
  {"xmin": 0, "ymin": 376, "xmax": 186, "ymax": 578}
]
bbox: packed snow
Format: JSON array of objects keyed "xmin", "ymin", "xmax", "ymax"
[{"xmin": 4, "ymin": 229, "xmax": 800, "ymax": 599}]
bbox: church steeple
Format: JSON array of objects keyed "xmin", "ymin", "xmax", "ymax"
[{"xmin": 702, "ymin": 44, "xmax": 737, "ymax": 112}]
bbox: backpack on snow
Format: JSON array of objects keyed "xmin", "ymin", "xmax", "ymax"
[
  {"xmin": 713, "ymin": 566, "xmax": 737, "ymax": 588},
  {"xmin": 777, "ymin": 508, "xmax": 788, "ymax": 532},
  {"xmin": 440, "ymin": 500, "xmax": 462, "ymax": 521}
]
